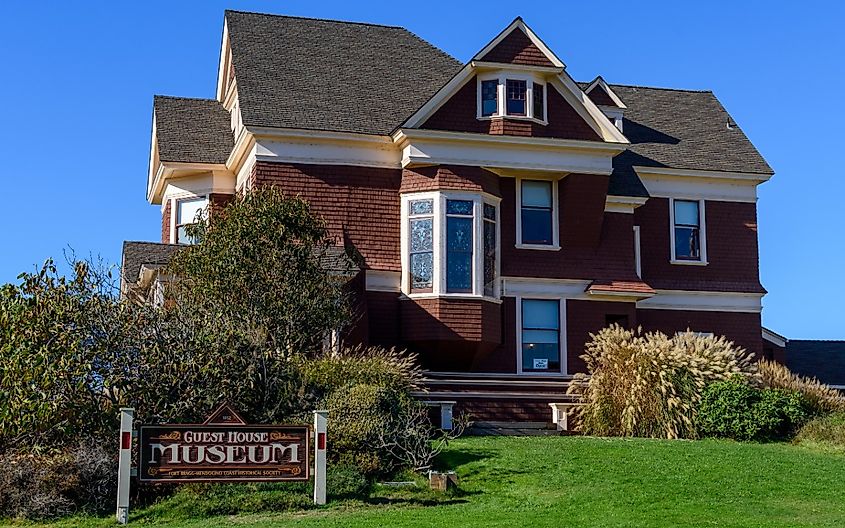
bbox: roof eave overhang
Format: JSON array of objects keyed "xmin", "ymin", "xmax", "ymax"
[
  {"xmin": 634, "ymin": 165, "xmax": 774, "ymax": 184},
  {"xmin": 147, "ymin": 161, "xmax": 230, "ymax": 205}
]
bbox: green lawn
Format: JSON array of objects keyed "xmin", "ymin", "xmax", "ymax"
[{"xmin": 8, "ymin": 436, "xmax": 845, "ymax": 527}]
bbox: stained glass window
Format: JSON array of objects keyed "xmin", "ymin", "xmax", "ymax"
[
  {"xmin": 673, "ymin": 200, "xmax": 701, "ymax": 260},
  {"xmin": 521, "ymin": 180, "xmax": 553, "ymax": 245},
  {"xmin": 522, "ymin": 299, "xmax": 560, "ymax": 372},
  {"xmin": 446, "ymin": 199, "xmax": 473, "ymax": 293},
  {"xmin": 409, "ymin": 199, "xmax": 434, "ymax": 290},
  {"xmin": 483, "ymin": 203, "xmax": 497, "ymax": 297}
]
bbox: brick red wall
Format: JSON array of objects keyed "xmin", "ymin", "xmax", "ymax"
[
  {"xmin": 499, "ymin": 178, "xmax": 639, "ymax": 282},
  {"xmin": 252, "ymin": 162, "xmax": 402, "ymax": 271},
  {"xmin": 566, "ymin": 299, "xmax": 637, "ymax": 373},
  {"xmin": 480, "ymin": 28, "xmax": 554, "ymax": 67},
  {"xmin": 161, "ymin": 200, "xmax": 171, "ymax": 243},
  {"xmin": 421, "ymin": 76, "xmax": 601, "ymax": 141},
  {"xmin": 636, "ymin": 308, "xmax": 763, "ymax": 357},
  {"xmin": 634, "ymin": 198, "xmax": 763, "ymax": 292},
  {"xmin": 400, "ymin": 166, "xmax": 501, "ymax": 196},
  {"xmin": 209, "ymin": 193, "xmax": 234, "ymax": 219}
]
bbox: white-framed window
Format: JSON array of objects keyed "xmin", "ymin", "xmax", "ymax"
[
  {"xmin": 174, "ymin": 196, "xmax": 208, "ymax": 245},
  {"xmin": 401, "ymin": 191, "xmax": 501, "ymax": 299},
  {"xmin": 516, "ymin": 178, "xmax": 559, "ymax": 249},
  {"xmin": 669, "ymin": 198, "xmax": 707, "ymax": 265},
  {"xmin": 476, "ymin": 72, "xmax": 547, "ymax": 123},
  {"xmin": 516, "ymin": 297, "xmax": 566, "ymax": 374},
  {"xmin": 633, "ymin": 225, "xmax": 642, "ymax": 278}
]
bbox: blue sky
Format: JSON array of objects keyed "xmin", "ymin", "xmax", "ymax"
[{"xmin": 0, "ymin": 1, "xmax": 841, "ymax": 338}]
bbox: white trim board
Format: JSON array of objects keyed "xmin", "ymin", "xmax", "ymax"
[
  {"xmin": 637, "ymin": 290, "xmax": 763, "ymax": 313},
  {"xmin": 635, "ymin": 166, "xmax": 771, "ymax": 203},
  {"xmin": 762, "ymin": 327, "xmax": 787, "ymax": 348}
]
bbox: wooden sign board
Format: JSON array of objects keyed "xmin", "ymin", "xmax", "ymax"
[{"xmin": 138, "ymin": 406, "xmax": 310, "ymax": 483}]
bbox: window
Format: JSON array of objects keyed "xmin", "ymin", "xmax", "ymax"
[
  {"xmin": 446, "ymin": 200, "xmax": 474, "ymax": 293},
  {"xmin": 519, "ymin": 180, "xmax": 554, "ymax": 246},
  {"xmin": 481, "ymin": 79, "xmax": 498, "ymax": 117},
  {"xmin": 402, "ymin": 193, "xmax": 500, "ymax": 298},
  {"xmin": 672, "ymin": 199, "xmax": 704, "ymax": 262},
  {"xmin": 506, "ymin": 79, "xmax": 527, "ymax": 116},
  {"xmin": 483, "ymin": 204, "xmax": 497, "ymax": 297},
  {"xmin": 521, "ymin": 299, "xmax": 560, "ymax": 372},
  {"xmin": 409, "ymin": 199, "xmax": 434, "ymax": 292},
  {"xmin": 478, "ymin": 75, "xmax": 546, "ymax": 121},
  {"xmin": 533, "ymin": 82, "xmax": 544, "ymax": 121},
  {"xmin": 175, "ymin": 197, "xmax": 208, "ymax": 244}
]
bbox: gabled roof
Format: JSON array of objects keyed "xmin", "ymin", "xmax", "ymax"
[
  {"xmin": 584, "ymin": 76, "xmax": 627, "ymax": 109},
  {"xmin": 224, "ymin": 10, "xmax": 461, "ymax": 136},
  {"xmin": 121, "ymin": 241, "xmax": 183, "ymax": 285},
  {"xmin": 153, "ymin": 96, "xmax": 233, "ymax": 164},
  {"xmin": 786, "ymin": 340, "xmax": 845, "ymax": 387}
]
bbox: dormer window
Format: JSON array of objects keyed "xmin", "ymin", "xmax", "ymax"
[{"xmin": 477, "ymin": 73, "xmax": 547, "ymax": 123}]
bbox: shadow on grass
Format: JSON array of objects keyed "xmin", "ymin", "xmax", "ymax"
[
  {"xmin": 434, "ymin": 448, "xmax": 494, "ymax": 471},
  {"xmin": 362, "ymin": 496, "xmax": 471, "ymax": 507}
]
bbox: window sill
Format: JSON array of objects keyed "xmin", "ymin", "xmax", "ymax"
[
  {"xmin": 476, "ymin": 115, "xmax": 548, "ymax": 126},
  {"xmin": 516, "ymin": 370, "xmax": 568, "ymax": 376},
  {"xmin": 401, "ymin": 292, "xmax": 503, "ymax": 304},
  {"xmin": 670, "ymin": 259, "xmax": 708, "ymax": 266},
  {"xmin": 516, "ymin": 243, "xmax": 560, "ymax": 251}
]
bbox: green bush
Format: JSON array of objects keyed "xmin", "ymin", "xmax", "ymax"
[
  {"xmin": 327, "ymin": 463, "xmax": 370, "ymax": 499},
  {"xmin": 794, "ymin": 412, "xmax": 845, "ymax": 450},
  {"xmin": 698, "ymin": 377, "xmax": 810, "ymax": 441}
]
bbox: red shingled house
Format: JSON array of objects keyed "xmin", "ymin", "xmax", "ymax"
[{"xmin": 125, "ymin": 11, "xmax": 774, "ymax": 423}]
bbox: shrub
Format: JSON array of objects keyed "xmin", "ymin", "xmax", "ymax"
[
  {"xmin": 299, "ymin": 345, "xmax": 423, "ymax": 398},
  {"xmin": 0, "ymin": 440, "xmax": 116, "ymax": 520},
  {"xmin": 794, "ymin": 412, "xmax": 845, "ymax": 450},
  {"xmin": 758, "ymin": 359, "xmax": 844, "ymax": 416},
  {"xmin": 698, "ymin": 377, "xmax": 810, "ymax": 441},
  {"xmin": 568, "ymin": 326, "xmax": 756, "ymax": 439},
  {"xmin": 327, "ymin": 464, "xmax": 370, "ymax": 499}
]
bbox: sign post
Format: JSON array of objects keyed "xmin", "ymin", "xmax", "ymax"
[
  {"xmin": 116, "ymin": 407, "xmax": 134, "ymax": 525},
  {"xmin": 313, "ymin": 410, "xmax": 328, "ymax": 505}
]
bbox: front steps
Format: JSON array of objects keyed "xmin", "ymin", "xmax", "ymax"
[{"xmin": 469, "ymin": 420, "xmax": 560, "ymax": 436}]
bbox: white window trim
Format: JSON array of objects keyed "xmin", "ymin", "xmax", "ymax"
[
  {"xmin": 515, "ymin": 177, "xmax": 560, "ymax": 250},
  {"xmin": 633, "ymin": 225, "xmax": 642, "ymax": 278},
  {"xmin": 172, "ymin": 195, "xmax": 209, "ymax": 245},
  {"xmin": 476, "ymin": 72, "xmax": 548, "ymax": 125},
  {"xmin": 669, "ymin": 197, "xmax": 708, "ymax": 265},
  {"xmin": 400, "ymin": 191, "xmax": 502, "ymax": 300},
  {"xmin": 515, "ymin": 295, "xmax": 567, "ymax": 375}
]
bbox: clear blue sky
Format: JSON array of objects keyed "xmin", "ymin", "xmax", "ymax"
[{"xmin": 0, "ymin": 1, "xmax": 841, "ymax": 339}]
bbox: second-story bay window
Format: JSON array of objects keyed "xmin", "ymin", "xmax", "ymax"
[
  {"xmin": 175, "ymin": 196, "xmax": 208, "ymax": 244},
  {"xmin": 402, "ymin": 192, "xmax": 501, "ymax": 298}
]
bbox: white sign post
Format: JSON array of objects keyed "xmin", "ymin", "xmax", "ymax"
[
  {"xmin": 313, "ymin": 410, "xmax": 328, "ymax": 505},
  {"xmin": 116, "ymin": 407, "xmax": 134, "ymax": 524}
]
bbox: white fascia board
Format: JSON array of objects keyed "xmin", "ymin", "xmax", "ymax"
[
  {"xmin": 365, "ymin": 270, "xmax": 401, "ymax": 293},
  {"xmin": 215, "ymin": 20, "xmax": 230, "ymax": 102},
  {"xmin": 162, "ymin": 171, "xmax": 237, "ymax": 202},
  {"xmin": 551, "ymin": 75, "xmax": 629, "ymax": 144},
  {"xmin": 502, "ymin": 277, "xmax": 591, "ymax": 298},
  {"xmin": 394, "ymin": 129, "xmax": 618, "ymax": 175},
  {"xmin": 470, "ymin": 61, "xmax": 563, "ymax": 74},
  {"xmin": 147, "ymin": 115, "xmax": 160, "ymax": 202},
  {"xmin": 635, "ymin": 166, "xmax": 766, "ymax": 203},
  {"xmin": 762, "ymin": 327, "xmax": 787, "ymax": 348},
  {"xmin": 605, "ymin": 195, "xmax": 648, "ymax": 214},
  {"xmin": 637, "ymin": 290, "xmax": 764, "ymax": 313},
  {"xmin": 252, "ymin": 129, "xmax": 401, "ymax": 170},
  {"xmin": 402, "ymin": 64, "xmax": 474, "ymax": 129}
]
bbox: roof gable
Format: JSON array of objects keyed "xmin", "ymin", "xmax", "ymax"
[
  {"xmin": 585, "ymin": 76, "xmax": 627, "ymax": 109},
  {"xmin": 479, "ymin": 26, "xmax": 554, "ymax": 67}
]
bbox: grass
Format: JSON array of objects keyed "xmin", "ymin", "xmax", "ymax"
[{"xmin": 6, "ymin": 436, "xmax": 845, "ymax": 527}]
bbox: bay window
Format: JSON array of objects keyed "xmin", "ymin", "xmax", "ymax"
[
  {"xmin": 506, "ymin": 79, "xmax": 527, "ymax": 115},
  {"xmin": 670, "ymin": 198, "xmax": 707, "ymax": 264},
  {"xmin": 517, "ymin": 179, "xmax": 557, "ymax": 248},
  {"xmin": 402, "ymin": 192, "xmax": 500, "ymax": 298},
  {"xmin": 481, "ymin": 79, "xmax": 498, "ymax": 117}
]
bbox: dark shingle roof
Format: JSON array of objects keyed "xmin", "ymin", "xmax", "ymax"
[
  {"xmin": 224, "ymin": 10, "xmax": 462, "ymax": 135},
  {"xmin": 786, "ymin": 340, "xmax": 845, "ymax": 387},
  {"xmin": 154, "ymin": 96, "xmax": 233, "ymax": 164},
  {"xmin": 121, "ymin": 241, "xmax": 183, "ymax": 284}
]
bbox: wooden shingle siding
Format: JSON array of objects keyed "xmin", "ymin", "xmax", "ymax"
[{"xmin": 480, "ymin": 28, "xmax": 554, "ymax": 67}]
